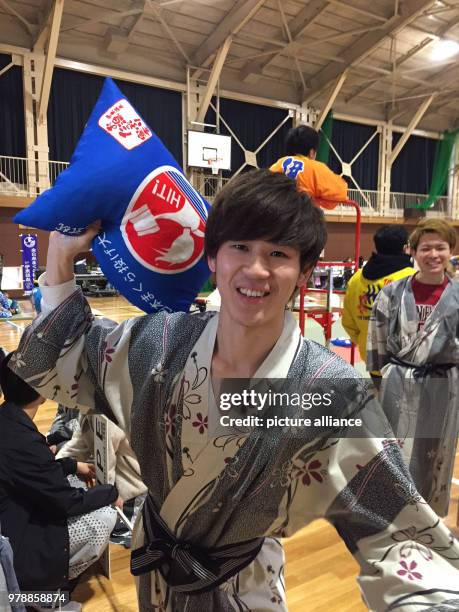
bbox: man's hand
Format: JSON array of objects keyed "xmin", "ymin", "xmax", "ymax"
[
  {"xmin": 76, "ymin": 461, "xmax": 96, "ymax": 487},
  {"xmin": 48, "ymin": 222, "xmax": 101, "ymax": 260},
  {"xmin": 114, "ymin": 495, "xmax": 124, "ymax": 510},
  {"xmin": 45, "ymin": 221, "xmax": 101, "ymax": 286}
]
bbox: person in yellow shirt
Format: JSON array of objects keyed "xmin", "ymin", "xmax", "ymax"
[
  {"xmin": 342, "ymin": 225, "xmax": 415, "ymax": 387},
  {"xmin": 270, "ymin": 125, "xmax": 348, "ymax": 209}
]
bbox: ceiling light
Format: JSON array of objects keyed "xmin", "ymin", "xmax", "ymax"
[{"xmin": 431, "ymin": 39, "xmax": 459, "ymax": 61}]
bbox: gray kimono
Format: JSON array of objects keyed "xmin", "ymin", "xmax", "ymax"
[
  {"xmin": 11, "ymin": 288, "xmax": 459, "ymax": 611},
  {"xmin": 367, "ymin": 275, "xmax": 459, "ymax": 517}
]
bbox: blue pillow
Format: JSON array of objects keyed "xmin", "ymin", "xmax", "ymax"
[{"xmin": 15, "ymin": 78, "xmax": 210, "ymax": 314}]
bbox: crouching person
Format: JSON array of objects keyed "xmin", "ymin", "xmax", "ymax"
[{"xmin": 0, "ymin": 352, "xmax": 120, "ymax": 593}]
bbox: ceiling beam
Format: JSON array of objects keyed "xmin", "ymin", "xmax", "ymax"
[
  {"xmin": 345, "ymin": 13, "xmax": 459, "ymax": 103},
  {"xmin": 239, "ymin": 0, "xmax": 329, "ymax": 83},
  {"xmin": 276, "ymin": 0, "xmax": 307, "ymax": 92},
  {"xmin": 190, "ymin": 0, "xmax": 265, "ymax": 69},
  {"xmin": 60, "ymin": 7, "xmax": 142, "ymax": 33},
  {"xmin": 314, "ymin": 69, "xmax": 348, "ymax": 129},
  {"xmin": 34, "ymin": 4, "xmax": 54, "ymax": 50},
  {"xmin": 392, "ymin": 62, "xmax": 458, "ymax": 106},
  {"xmin": 38, "ymin": 0, "xmax": 64, "ymax": 123},
  {"xmin": 101, "ymin": 1, "xmax": 148, "ymax": 54},
  {"xmin": 356, "ymin": 61, "xmax": 433, "ymax": 87},
  {"xmin": 299, "ymin": 25, "xmax": 382, "ymax": 50},
  {"xmin": 0, "ymin": 0, "xmax": 35, "ymax": 37},
  {"xmin": 325, "ymin": 0, "xmax": 389, "ymax": 23},
  {"xmin": 345, "ymin": 38, "xmax": 434, "ymax": 102},
  {"xmin": 227, "ymin": 26, "xmax": 379, "ymax": 67},
  {"xmin": 388, "ymin": 64, "xmax": 459, "ymax": 122},
  {"xmin": 303, "ymin": 0, "xmax": 436, "ymax": 103},
  {"xmin": 389, "ymin": 94, "xmax": 435, "ymax": 164},
  {"xmin": 146, "ymin": 1, "xmax": 190, "ymax": 63},
  {"xmin": 195, "ymin": 36, "xmax": 232, "ymax": 124}
]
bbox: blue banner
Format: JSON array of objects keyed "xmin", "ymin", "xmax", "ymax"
[{"xmin": 20, "ymin": 234, "xmax": 38, "ymax": 293}]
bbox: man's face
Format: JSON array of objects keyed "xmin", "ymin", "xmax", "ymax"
[
  {"xmin": 208, "ymin": 239, "xmax": 308, "ymax": 329},
  {"xmin": 412, "ymin": 232, "xmax": 451, "ymax": 276}
]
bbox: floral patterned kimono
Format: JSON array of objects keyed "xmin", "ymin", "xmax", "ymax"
[
  {"xmin": 367, "ymin": 275, "xmax": 459, "ymax": 517},
  {"xmin": 11, "ymin": 284, "xmax": 459, "ymax": 611}
]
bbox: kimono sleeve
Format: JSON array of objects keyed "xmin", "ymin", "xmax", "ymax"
[
  {"xmin": 281, "ymin": 379, "xmax": 459, "ymax": 610},
  {"xmin": 366, "ymin": 289, "xmax": 391, "ymax": 373},
  {"xmin": 323, "ymin": 436, "xmax": 459, "ymax": 610},
  {"xmin": 10, "ymin": 287, "xmax": 164, "ymax": 437}
]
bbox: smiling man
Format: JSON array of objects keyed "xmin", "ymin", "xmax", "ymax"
[
  {"xmin": 10, "ymin": 171, "xmax": 459, "ymax": 611},
  {"xmin": 367, "ymin": 218, "xmax": 459, "ymax": 520}
]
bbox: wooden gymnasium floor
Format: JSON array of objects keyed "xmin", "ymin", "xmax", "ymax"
[{"xmin": 1, "ymin": 295, "xmax": 458, "ymax": 612}]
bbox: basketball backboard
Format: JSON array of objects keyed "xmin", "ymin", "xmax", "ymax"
[{"xmin": 187, "ymin": 131, "xmax": 231, "ymax": 170}]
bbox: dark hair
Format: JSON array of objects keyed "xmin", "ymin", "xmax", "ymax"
[
  {"xmin": 373, "ymin": 225, "xmax": 409, "ymax": 255},
  {"xmin": 205, "ymin": 169, "xmax": 327, "ymax": 269},
  {"xmin": 285, "ymin": 125, "xmax": 319, "ymax": 157},
  {"xmin": 0, "ymin": 352, "xmax": 40, "ymax": 406}
]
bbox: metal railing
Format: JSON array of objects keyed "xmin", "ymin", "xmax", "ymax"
[
  {"xmin": 48, "ymin": 159, "xmax": 69, "ymax": 184},
  {"xmin": 0, "ymin": 155, "xmax": 28, "ymax": 196},
  {"xmin": 0, "ymin": 155, "xmax": 69, "ymax": 197},
  {"xmin": 190, "ymin": 171, "xmax": 231, "ymax": 203},
  {"xmin": 333, "ymin": 188, "xmax": 379, "ymax": 214},
  {"xmin": 347, "ymin": 188, "xmax": 378, "ymax": 211},
  {"xmin": 0, "ymin": 155, "xmax": 454, "ymax": 220},
  {"xmin": 389, "ymin": 191, "xmax": 450, "ymax": 218}
]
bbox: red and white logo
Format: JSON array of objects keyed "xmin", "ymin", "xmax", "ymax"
[
  {"xmin": 98, "ymin": 99, "xmax": 152, "ymax": 150},
  {"xmin": 121, "ymin": 166, "xmax": 207, "ymax": 274}
]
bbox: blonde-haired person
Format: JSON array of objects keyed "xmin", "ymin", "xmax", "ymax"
[{"xmin": 367, "ymin": 218, "xmax": 459, "ymax": 519}]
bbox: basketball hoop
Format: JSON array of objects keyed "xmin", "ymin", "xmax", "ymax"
[{"xmin": 207, "ymin": 158, "xmax": 221, "ymax": 175}]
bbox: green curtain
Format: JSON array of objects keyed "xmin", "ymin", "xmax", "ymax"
[
  {"xmin": 316, "ymin": 111, "xmax": 333, "ymax": 164},
  {"xmin": 199, "ymin": 277, "xmax": 213, "ymax": 293},
  {"xmin": 417, "ymin": 128, "xmax": 459, "ymax": 209}
]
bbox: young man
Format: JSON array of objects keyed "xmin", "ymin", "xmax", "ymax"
[
  {"xmin": 0, "ymin": 352, "xmax": 120, "ymax": 593},
  {"xmin": 342, "ymin": 225, "xmax": 415, "ymax": 387},
  {"xmin": 367, "ymin": 218, "xmax": 459, "ymax": 518},
  {"xmin": 11, "ymin": 171, "xmax": 459, "ymax": 610},
  {"xmin": 270, "ymin": 125, "xmax": 347, "ymax": 209}
]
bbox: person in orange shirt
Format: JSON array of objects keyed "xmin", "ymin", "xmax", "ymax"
[{"xmin": 270, "ymin": 125, "xmax": 347, "ymax": 209}]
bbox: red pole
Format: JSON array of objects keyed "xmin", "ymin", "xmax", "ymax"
[{"xmin": 298, "ymin": 200, "xmax": 362, "ymax": 365}]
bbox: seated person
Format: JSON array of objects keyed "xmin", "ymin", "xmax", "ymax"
[
  {"xmin": 0, "ymin": 352, "xmax": 121, "ymax": 593},
  {"xmin": 56, "ymin": 412, "xmax": 147, "ymax": 504},
  {"xmin": 0, "ymin": 291, "xmax": 20, "ymax": 319},
  {"xmin": 270, "ymin": 125, "xmax": 347, "ymax": 209}
]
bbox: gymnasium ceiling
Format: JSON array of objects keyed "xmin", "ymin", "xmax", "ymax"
[{"xmin": 0, "ymin": 0, "xmax": 458, "ymax": 133}]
